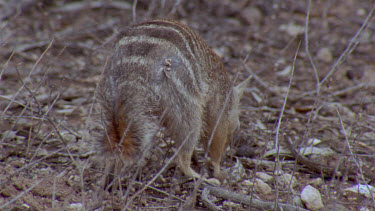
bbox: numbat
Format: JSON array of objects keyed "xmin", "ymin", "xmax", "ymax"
[{"xmin": 98, "ymin": 19, "xmax": 249, "ymax": 182}]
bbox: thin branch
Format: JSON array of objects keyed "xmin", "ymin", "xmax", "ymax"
[
  {"xmin": 274, "ymin": 41, "xmax": 300, "ymax": 209},
  {"xmin": 337, "ymin": 109, "xmax": 375, "ymax": 204},
  {"xmin": 132, "ymin": 0, "xmax": 138, "ymax": 23},
  {"xmin": 1, "ymin": 39, "xmax": 54, "ymax": 120},
  {"xmin": 0, "ymin": 179, "xmax": 43, "ymax": 209},
  {"xmin": 274, "ymin": 41, "xmax": 299, "ymax": 148},
  {"xmin": 201, "ymin": 188, "xmax": 223, "ymax": 211},
  {"xmin": 319, "ymin": 6, "xmax": 375, "ymax": 87},
  {"xmin": 203, "ymin": 184, "xmax": 308, "ymax": 211},
  {"xmin": 304, "ymin": 0, "xmax": 320, "ymax": 90}
]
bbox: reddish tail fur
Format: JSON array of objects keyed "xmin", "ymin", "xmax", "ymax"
[{"xmin": 105, "ymin": 103, "xmax": 136, "ymax": 160}]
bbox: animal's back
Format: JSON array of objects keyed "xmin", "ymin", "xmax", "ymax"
[{"xmin": 98, "ymin": 19, "xmax": 246, "ymax": 181}]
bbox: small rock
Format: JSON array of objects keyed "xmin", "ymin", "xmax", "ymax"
[
  {"xmin": 256, "ymin": 119, "xmax": 266, "ymax": 130},
  {"xmin": 241, "ymin": 7, "xmax": 263, "ymax": 25},
  {"xmin": 10, "ymin": 159, "xmax": 24, "ymax": 168},
  {"xmin": 276, "ymin": 65, "xmax": 292, "ymax": 77},
  {"xmin": 213, "ymin": 46, "xmax": 229, "ymax": 58},
  {"xmin": 21, "ymin": 204, "xmax": 30, "ymax": 209},
  {"xmin": 1, "ymin": 185, "xmax": 18, "ymax": 197},
  {"xmin": 37, "ymin": 148, "xmax": 49, "ymax": 157},
  {"xmin": 223, "ymin": 201, "xmax": 241, "ymax": 209},
  {"xmin": 325, "ymin": 203, "xmax": 349, "ymax": 211},
  {"xmin": 63, "ymin": 134, "xmax": 76, "ymax": 143},
  {"xmin": 56, "ymin": 108, "xmax": 75, "ymax": 115},
  {"xmin": 68, "ymin": 203, "xmax": 83, "ymax": 211},
  {"xmin": 35, "ymin": 94, "xmax": 51, "ymax": 104},
  {"xmin": 256, "ymin": 172, "xmax": 273, "ymax": 183},
  {"xmin": 264, "ymin": 148, "xmax": 290, "ymax": 158},
  {"xmin": 254, "ymin": 178, "xmax": 272, "ymax": 195},
  {"xmin": 344, "ymin": 184, "xmax": 375, "ymax": 199},
  {"xmin": 298, "ymin": 146, "xmax": 335, "ymax": 156},
  {"xmin": 278, "ymin": 173, "xmax": 297, "ymax": 188},
  {"xmin": 67, "ymin": 175, "xmax": 80, "ymax": 186},
  {"xmin": 39, "ymin": 167, "xmax": 52, "ymax": 175},
  {"xmin": 235, "ymin": 146, "xmax": 257, "ymax": 158},
  {"xmin": 274, "ymin": 169, "xmax": 284, "ymax": 176},
  {"xmin": 292, "ymin": 195, "xmax": 304, "ymax": 207},
  {"xmin": 346, "ymin": 69, "xmax": 364, "ymax": 80},
  {"xmin": 228, "ymin": 158, "xmax": 246, "ymax": 183},
  {"xmin": 316, "ymin": 47, "xmax": 333, "ymax": 63},
  {"xmin": 15, "ymin": 136, "xmax": 26, "ymax": 144},
  {"xmin": 71, "ymin": 97, "xmax": 86, "ymax": 105},
  {"xmin": 307, "ymin": 138, "xmax": 322, "ymax": 146},
  {"xmin": 279, "ymin": 23, "xmax": 304, "ymax": 36},
  {"xmin": 309, "ymin": 178, "xmax": 324, "ymax": 186},
  {"xmin": 15, "ymin": 118, "xmax": 34, "ymax": 128},
  {"xmin": 356, "ymin": 8, "xmax": 366, "ymax": 16},
  {"xmin": 206, "ymin": 178, "xmax": 221, "ymax": 186},
  {"xmin": 241, "ymin": 179, "xmax": 254, "ymax": 187},
  {"xmin": 301, "ymin": 185, "xmax": 324, "ymax": 210},
  {"xmin": 156, "ymin": 175, "xmax": 167, "ymax": 183},
  {"xmin": 1, "ymin": 130, "xmax": 17, "ymax": 140}
]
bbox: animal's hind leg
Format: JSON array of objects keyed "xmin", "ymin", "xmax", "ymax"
[
  {"xmin": 205, "ymin": 122, "xmax": 230, "ymax": 182},
  {"xmin": 176, "ymin": 127, "xmax": 203, "ymax": 179}
]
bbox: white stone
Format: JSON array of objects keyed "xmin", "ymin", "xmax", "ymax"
[
  {"xmin": 301, "ymin": 185, "xmax": 324, "ymax": 210},
  {"xmin": 278, "ymin": 173, "xmax": 297, "ymax": 188},
  {"xmin": 256, "ymin": 172, "xmax": 273, "ymax": 183},
  {"xmin": 276, "ymin": 65, "xmax": 292, "ymax": 77},
  {"xmin": 254, "ymin": 178, "xmax": 272, "ymax": 195},
  {"xmin": 241, "ymin": 179, "xmax": 254, "ymax": 187},
  {"xmin": 206, "ymin": 178, "xmax": 221, "ymax": 186},
  {"xmin": 307, "ymin": 138, "xmax": 322, "ymax": 146},
  {"xmin": 316, "ymin": 47, "xmax": 333, "ymax": 63},
  {"xmin": 37, "ymin": 148, "xmax": 49, "ymax": 157},
  {"xmin": 68, "ymin": 203, "xmax": 83, "ymax": 211},
  {"xmin": 298, "ymin": 146, "xmax": 335, "ymax": 156},
  {"xmin": 309, "ymin": 178, "xmax": 324, "ymax": 186},
  {"xmin": 292, "ymin": 195, "xmax": 304, "ymax": 207},
  {"xmin": 344, "ymin": 184, "xmax": 375, "ymax": 199},
  {"xmin": 279, "ymin": 23, "xmax": 304, "ymax": 36},
  {"xmin": 228, "ymin": 158, "xmax": 246, "ymax": 182}
]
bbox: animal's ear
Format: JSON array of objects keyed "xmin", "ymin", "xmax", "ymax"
[
  {"xmin": 228, "ymin": 75, "xmax": 252, "ymax": 132},
  {"xmin": 234, "ymin": 75, "xmax": 252, "ymax": 100}
]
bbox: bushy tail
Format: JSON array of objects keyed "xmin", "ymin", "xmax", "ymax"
[{"xmin": 100, "ymin": 76, "xmax": 137, "ymax": 160}]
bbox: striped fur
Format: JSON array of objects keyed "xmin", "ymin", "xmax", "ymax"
[{"xmin": 97, "ymin": 19, "xmax": 248, "ymax": 181}]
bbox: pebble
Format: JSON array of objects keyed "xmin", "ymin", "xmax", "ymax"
[
  {"xmin": 279, "ymin": 23, "xmax": 304, "ymax": 36},
  {"xmin": 256, "ymin": 172, "xmax": 273, "ymax": 183},
  {"xmin": 241, "ymin": 7, "xmax": 263, "ymax": 25},
  {"xmin": 278, "ymin": 173, "xmax": 297, "ymax": 188},
  {"xmin": 309, "ymin": 178, "xmax": 324, "ymax": 187},
  {"xmin": 68, "ymin": 203, "xmax": 83, "ymax": 211},
  {"xmin": 254, "ymin": 178, "xmax": 272, "ymax": 195},
  {"xmin": 301, "ymin": 185, "xmax": 324, "ymax": 210},
  {"xmin": 10, "ymin": 159, "xmax": 25, "ymax": 168},
  {"xmin": 316, "ymin": 47, "xmax": 333, "ymax": 63},
  {"xmin": 344, "ymin": 184, "xmax": 375, "ymax": 199},
  {"xmin": 37, "ymin": 148, "xmax": 49, "ymax": 157},
  {"xmin": 241, "ymin": 179, "xmax": 254, "ymax": 187},
  {"xmin": 228, "ymin": 158, "xmax": 246, "ymax": 183}
]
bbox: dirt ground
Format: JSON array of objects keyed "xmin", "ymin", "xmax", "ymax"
[{"xmin": 1, "ymin": 0, "xmax": 375, "ymax": 210}]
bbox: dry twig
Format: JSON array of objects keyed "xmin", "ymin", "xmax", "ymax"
[{"xmin": 203, "ymin": 183, "xmax": 308, "ymax": 211}]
